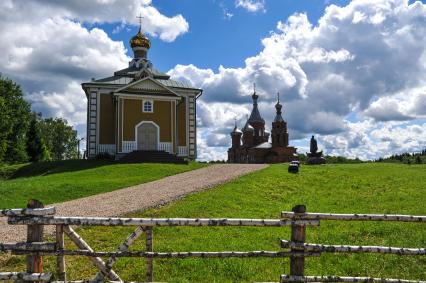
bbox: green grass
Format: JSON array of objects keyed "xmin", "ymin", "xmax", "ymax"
[
  {"xmin": 1, "ymin": 163, "xmax": 425, "ymax": 282},
  {"xmin": 0, "ymin": 160, "xmax": 206, "ymax": 208}
]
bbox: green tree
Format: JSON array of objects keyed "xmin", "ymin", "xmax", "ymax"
[
  {"xmin": 39, "ymin": 118, "xmax": 78, "ymax": 160},
  {"xmin": 0, "ymin": 76, "xmax": 31, "ymax": 163},
  {"xmin": 26, "ymin": 113, "xmax": 49, "ymax": 162}
]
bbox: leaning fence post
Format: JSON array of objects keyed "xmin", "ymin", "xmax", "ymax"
[
  {"xmin": 26, "ymin": 199, "xmax": 44, "ymax": 281},
  {"xmin": 290, "ymin": 204, "xmax": 306, "ymax": 279},
  {"xmin": 145, "ymin": 227, "xmax": 154, "ymax": 282},
  {"xmin": 56, "ymin": 224, "xmax": 66, "ymax": 281}
]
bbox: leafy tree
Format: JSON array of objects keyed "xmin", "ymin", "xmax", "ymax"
[
  {"xmin": 298, "ymin": 153, "xmax": 307, "ymax": 162},
  {"xmin": 325, "ymin": 155, "xmax": 364, "ymax": 164},
  {"xmin": 0, "ymin": 76, "xmax": 31, "ymax": 163},
  {"xmin": 26, "ymin": 113, "xmax": 49, "ymax": 162},
  {"xmin": 415, "ymin": 155, "xmax": 422, "ymax": 164},
  {"xmin": 39, "ymin": 118, "xmax": 78, "ymax": 160}
]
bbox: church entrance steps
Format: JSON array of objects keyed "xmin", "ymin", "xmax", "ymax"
[{"xmin": 118, "ymin": 150, "xmax": 188, "ymax": 164}]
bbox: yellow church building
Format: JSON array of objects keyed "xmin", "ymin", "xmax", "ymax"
[{"xmin": 82, "ymin": 24, "xmax": 202, "ymax": 161}]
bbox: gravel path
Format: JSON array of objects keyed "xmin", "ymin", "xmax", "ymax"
[{"xmin": 0, "ymin": 164, "xmax": 268, "ymax": 242}]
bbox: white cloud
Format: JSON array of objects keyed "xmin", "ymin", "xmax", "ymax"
[
  {"xmin": 1, "ymin": 0, "xmax": 425, "ymax": 161},
  {"xmin": 235, "ymin": 0, "xmax": 266, "ymax": 13},
  {"xmin": 317, "ymin": 120, "xmax": 426, "ymax": 160},
  {"xmin": 27, "ymin": 82, "xmax": 87, "ymax": 127},
  {"xmin": 167, "ymin": 0, "xmax": 426, "ymax": 160},
  {"xmin": 0, "ymin": 16, "xmax": 129, "ymax": 133},
  {"xmin": 363, "ymin": 97, "xmax": 414, "ymax": 122},
  {"xmin": 362, "ymin": 86, "xmax": 426, "ymax": 121},
  {"xmin": 2, "ymin": 0, "xmax": 189, "ymax": 42},
  {"xmin": 224, "ymin": 12, "xmax": 234, "ymax": 20},
  {"xmin": 0, "ymin": 0, "xmax": 189, "ymax": 139},
  {"xmin": 219, "ymin": 2, "xmax": 234, "ymax": 20}
]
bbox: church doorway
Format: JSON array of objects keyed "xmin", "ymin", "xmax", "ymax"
[{"xmin": 136, "ymin": 121, "xmax": 159, "ymax": 150}]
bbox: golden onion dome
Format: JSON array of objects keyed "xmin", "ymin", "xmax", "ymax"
[{"xmin": 130, "ymin": 29, "xmax": 151, "ymax": 49}]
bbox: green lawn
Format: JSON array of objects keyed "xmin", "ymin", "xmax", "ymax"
[
  {"xmin": 0, "ymin": 160, "xmax": 206, "ymax": 208},
  {"xmin": 1, "ymin": 163, "xmax": 425, "ymax": 282}
]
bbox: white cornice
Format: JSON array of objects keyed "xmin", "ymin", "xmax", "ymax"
[
  {"xmin": 114, "ymin": 77, "xmax": 180, "ymax": 97},
  {"xmin": 114, "ymin": 93, "xmax": 181, "ymax": 101}
]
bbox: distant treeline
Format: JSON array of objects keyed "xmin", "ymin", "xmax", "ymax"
[
  {"xmin": 0, "ymin": 76, "xmax": 79, "ymax": 164},
  {"xmin": 208, "ymin": 150, "xmax": 425, "ymax": 164},
  {"xmin": 375, "ymin": 150, "xmax": 425, "ymax": 164},
  {"xmin": 298, "ymin": 154, "xmax": 363, "ymax": 164},
  {"xmin": 205, "ymin": 155, "xmax": 364, "ymax": 164}
]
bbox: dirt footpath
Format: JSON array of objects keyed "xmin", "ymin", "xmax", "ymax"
[{"xmin": 0, "ymin": 164, "xmax": 268, "ymax": 242}]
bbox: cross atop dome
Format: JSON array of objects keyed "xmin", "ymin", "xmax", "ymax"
[
  {"xmin": 137, "ymin": 13, "xmax": 144, "ymax": 31},
  {"xmin": 248, "ymin": 83, "xmax": 264, "ymax": 124},
  {"xmin": 274, "ymin": 92, "xmax": 284, "ymax": 122},
  {"xmin": 276, "ymin": 92, "xmax": 282, "ymax": 111},
  {"xmin": 130, "ymin": 13, "xmax": 151, "ymax": 59},
  {"xmin": 231, "ymin": 118, "xmax": 242, "ymax": 135},
  {"xmin": 252, "ymin": 83, "xmax": 258, "ymax": 101}
]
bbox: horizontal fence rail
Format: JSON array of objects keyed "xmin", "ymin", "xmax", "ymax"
[
  {"xmin": 8, "ymin": 249, "xmax": 320, "ymax": 258},
  {"xmin": 281, "ymin": 211, "xmax": 426, "ymax": 222},
  {"xmin": 0, "ymin": 242, "xmax": 56, "ymax": 252},
  {"xmin": 0, "ymin": 207, "xmax": 55, "ymax": 216},
  {"xmin": 279, "ymin": 275, "xmax": 426, "ymax": 283},
  {"xmin": 0, "ymin": 272, "xmax": 51, "ymax": 281},
  {"xmin": 8, "ymin": 216, "xmax": 319, "ymax": 227},
  {"xmin": 1, "ymin": 201, "xmax": 425, "ymax": 283},
  {"xmin": 50, "ymin": 281, "xmax": 161, "ymax": 283},
  {"xmin": 281, "ymin": 240, "xmax": 426, "ymax": 255}
]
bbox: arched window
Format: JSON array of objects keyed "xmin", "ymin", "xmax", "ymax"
[{"xmin": 143, "ymin": 100, "xmax": 153, "ymax": 113}]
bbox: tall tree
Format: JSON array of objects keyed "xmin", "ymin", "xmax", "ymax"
[
  {"xmin": 0, "ymin": 76, "xmax": 31, "ymax": 163},
  {"xmin": 39, "ymin": 118, "xmax": 78, "ymax": 160},
  {"xmin": 26, "ymin": 113, "xmax": 49, "ymax": 162}
]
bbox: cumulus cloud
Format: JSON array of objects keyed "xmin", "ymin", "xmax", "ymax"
[
  {"xmin": 27, "ymin": 82, "xmax": 87, "ymax": 127},
  {"xmin": 2, "ymin": 0, "xmax": 425, "ymax": 161},
  {"xmin": 0, "ymin": 17, "xmax": 129, "ymax": 135},
  {"xmin": 318, "ymin": 120, "xmax": 426, "ymax": 160},
  {"xmin": 362, "ymin": 97, "xmax": 414, "ymax": 122},
  {"xmin": 0, "ymin": 0, "xmax": 189, "ymax": 140},
  {"xmin": 167, "ymin": 0, "xmax": 426, "ymax": 160},
  {"xmin": 3, "ymin": 0, "xmax": 189, "ymax": 42},
  {"xmin": 235, "ymin": 0, "xmax": 266, "ymax": 13},
  {"xmin": 362, "ymin": 86, "xmax": 426, "ymax": 121}
]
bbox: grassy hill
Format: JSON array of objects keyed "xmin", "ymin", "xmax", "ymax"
[
  {"xmin": 1, "ymin": 163, "xmax": 425, "ymax": 281},
  {"xmin": 0, "ymin": 160, "xmax": 206, "ymax": 208}
]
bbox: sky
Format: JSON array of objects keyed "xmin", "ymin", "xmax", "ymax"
[{"xmin": 0, "ymin": 0, "xmax": 425, "ymax": 161}]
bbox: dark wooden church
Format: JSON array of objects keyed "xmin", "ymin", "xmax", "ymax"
[{"xmin": 227, "ymin": 89, "xmax": 297, "ymax": 163}]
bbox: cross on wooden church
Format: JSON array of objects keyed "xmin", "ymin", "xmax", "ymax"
[{"xmin": 137, "ymin": 13, "xmax": 144, "ymax": 30}]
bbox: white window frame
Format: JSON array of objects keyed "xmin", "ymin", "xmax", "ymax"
[{"xmin": 142, "ymin": 99, "xmax": 154, "ymax": 113}]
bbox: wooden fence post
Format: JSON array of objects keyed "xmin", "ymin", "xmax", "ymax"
[
  {"xmin": 145, "ymin": 227, "xmax": 154, "ymax": 282},
  {"xmin": 55, "ymin": 225, "xmax": 66, "ymax": 281},
  {"xmin": 290, "ymin": 205, "xmax": 306, "ymax": 279},
  {"xmin": 26, "ymin": 199, "xmax": 44, "ymax": 281}
]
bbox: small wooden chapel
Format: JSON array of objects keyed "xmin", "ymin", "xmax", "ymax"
[{"xmin": 82, "ymin": 20, "xmax": 202, "ymax": 160}]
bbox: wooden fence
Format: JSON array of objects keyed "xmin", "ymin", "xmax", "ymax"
[{"xmin": 0, "ymin": 200, "xmax": 425, "ymax": 283}]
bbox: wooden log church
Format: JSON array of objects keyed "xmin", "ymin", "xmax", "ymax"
[{"xmin": 82, "ymin": 21, "xmax": 202, "ymax": 161}]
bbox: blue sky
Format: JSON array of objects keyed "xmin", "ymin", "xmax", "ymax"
[
  {"xmin": 0, "ymin": 0, "xmax": 425, "ymax": 161},
  {"xmin": 97, "ymin": 0, "xmax": 352, "ymax": 71}
]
